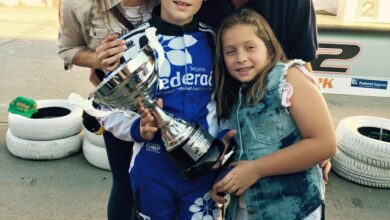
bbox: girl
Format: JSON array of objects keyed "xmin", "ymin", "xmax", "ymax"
[{"xmin": 211, "ymin": 9, "xmax": 336, "ymax": 220}]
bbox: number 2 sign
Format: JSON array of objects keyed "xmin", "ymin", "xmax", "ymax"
[
  {"xmin": 337, "ymin": 0, "xmax": 390, "ymax": 23},
  {"xmin": 356, "ymin": 0, "xmax": 379, "ymax": 20}
]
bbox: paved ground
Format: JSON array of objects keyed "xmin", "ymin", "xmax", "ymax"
[{"xmin": 1, "ymin": 5, "xmax": 390, "ymax": 220}]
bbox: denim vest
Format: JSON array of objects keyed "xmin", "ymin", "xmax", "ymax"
[{"xmin": 226, "ymin": 60, "xmax": 325, "ymax": 220}]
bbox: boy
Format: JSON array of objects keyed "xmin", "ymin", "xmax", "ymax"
[{"xmin": 100, "ymin": 0, "xmax": 224, "ymax": 219}]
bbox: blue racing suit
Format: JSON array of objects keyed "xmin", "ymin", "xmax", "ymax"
[{"xmin": 101, "ymin": 9, "xmax": 221, "ymax": 220}]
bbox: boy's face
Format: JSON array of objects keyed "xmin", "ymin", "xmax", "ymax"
[{"xmin": 160, "ymin": 0, "xmax": 203, "ymax": 26}]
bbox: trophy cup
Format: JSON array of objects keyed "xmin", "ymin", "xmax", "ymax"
[{"xmin": 86, "ymin": 28, "xmax": 234, "ymax": 180}]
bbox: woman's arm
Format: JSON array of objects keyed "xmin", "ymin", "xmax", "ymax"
[
  {"xmin": 57, "ymin": 0, "xmax": 126, "ymax": 72},
  {"xmin": 57, "ymin": 0, "xmax": 89, "ymax": 69}
]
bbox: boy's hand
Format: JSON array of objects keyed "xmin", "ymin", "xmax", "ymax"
[
  {"xmin": 136, "ymin": 98, "xmax": 163, "ymax": 141},
  {"xmin": 139, "ymin": 108, "xmax": 157, "ymax": 141},
  {"xmin": 137, "ymin": 101, "xmax": 157, "ymax": 141},
  {"xmin": 212, "ymin": 130, "xmax": 236, "ymax": 170}
]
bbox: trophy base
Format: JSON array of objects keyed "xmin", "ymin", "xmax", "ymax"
[
  {"xmin": 169, "ymin": 138, "xmax": 231, "ymax": 180},
  {"xmin": 167, "ymin": 135, "xmax": 199, "ymax": 171}
]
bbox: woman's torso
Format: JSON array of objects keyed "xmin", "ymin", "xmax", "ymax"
[{"xmin": 58, "ymin": 0, "xmax": 156, "ymax": 67}]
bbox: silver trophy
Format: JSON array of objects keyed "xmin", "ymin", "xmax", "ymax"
[{"xmin": 89, "ymin": 28, "xmax": 234, "ymax": 180}]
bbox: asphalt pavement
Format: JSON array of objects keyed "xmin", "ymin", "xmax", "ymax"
[{"xmin": 0, "ymin": 4, "xmax": 390, "ymax": 220}]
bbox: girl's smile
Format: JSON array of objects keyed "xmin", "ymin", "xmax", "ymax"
[{"xmin": 236, "ymin": 66, "xmax": 254, "ymax": 75}]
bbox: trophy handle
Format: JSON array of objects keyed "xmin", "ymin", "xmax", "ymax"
[
  {"xmin": 68, "ymin": 93, "xmax": 137, "ymax": 120},
  {"xmin": 145, "ymin": 27, "xmax": 165, "ymax": 75},
  {"xmin": 68, "ymin": 93, "xmax": 111, "ymax": 118}
]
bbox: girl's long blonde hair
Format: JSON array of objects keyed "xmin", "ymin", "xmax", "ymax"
[{"xmin": 215, "ymin": 9, "xmax": 287, "ymax": 119}]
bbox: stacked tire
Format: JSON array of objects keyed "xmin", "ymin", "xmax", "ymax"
[
  {"xmin": 332, "ymin": 116, "xmax": 390, "ymax": 188},
  {"xmin": 82, "ymin": 126, "xmax": 110, "ymax": 171},
  {"xmin": 6, "ymin": 99, "xmax": 83, "ymax": 160}
]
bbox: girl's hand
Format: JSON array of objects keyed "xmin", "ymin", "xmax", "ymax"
[
  {"xmin": 212, "ymin": 160, "xmax": 260, "ymax": 201},
  {"xmin": 95, "ymin": 34, "xmax": 127, "ymax": 72}
]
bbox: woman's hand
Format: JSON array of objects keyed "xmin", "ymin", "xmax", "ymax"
[
  {"xmin": 89, "ymin": 69, "xmax": 101, "ymax": 86},
  {"xmin": 211, "ymin": 160, "xmax": 260, "ymax": 203},
  {"xmin": 95, "ymin": 35, "xmax": 127, "ymax": 72}
]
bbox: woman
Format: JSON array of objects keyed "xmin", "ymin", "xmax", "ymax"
[{"xmin": 57, "ymin": 0, "xmax": 158, "ymax": 219}]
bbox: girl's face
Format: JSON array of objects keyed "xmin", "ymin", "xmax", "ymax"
[
  {"xmin": 222, "ymin": 24, "xmax": 269, "ymax": 83},
  {"xmin": 160, "ymin": 0, "xmax": 203, "ymax": 26}
]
